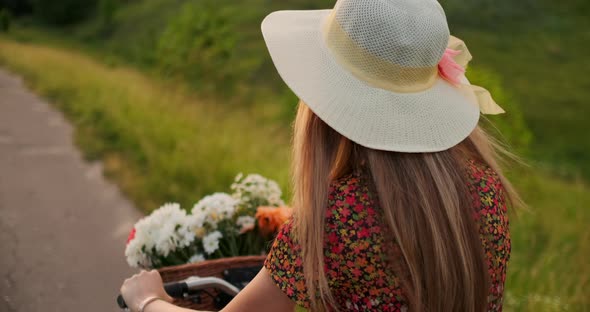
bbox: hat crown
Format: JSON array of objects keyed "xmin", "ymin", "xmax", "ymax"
[{"xmin": 332, "ymin": 0, "xmax": 450, "ymax": 68}]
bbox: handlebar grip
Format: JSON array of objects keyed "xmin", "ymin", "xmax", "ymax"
[
  {"xmin": 164, "ymin": 281, "xmax": 188, "ymax": 297},
  {"xmin": 116, "ymin": 282, "xmax": 188, "ymax": 309},
  {"xmin": 116, "ymin": 294, "xmax": 127, "ymax": 309}
]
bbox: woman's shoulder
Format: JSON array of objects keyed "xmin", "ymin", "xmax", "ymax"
[
  {"xmin": 326, "ymin": 172, "xmax": 381, "ymax": 236},
  {"xmin": 465, "ymin": 159, "xmax": 508, "ymax": 213},
  {"xmin": 328, "ymin": 172, "xmax": 377, "ymax": 215},
  {"xmin": 329, "ymin": 171, "xmax": 365, "ymax": 193},
  {"xmin": 465, "ymin": 159, "xmax": 502, "ymax": 184}
]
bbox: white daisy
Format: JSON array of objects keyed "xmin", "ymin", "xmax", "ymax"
[
  {"xmin": 202, "ymin": 231, "xmax": 223, "ymax": 255},
  {"xmin": 192, "ymin": 193, "xmax": 238, "ymax": 228}
]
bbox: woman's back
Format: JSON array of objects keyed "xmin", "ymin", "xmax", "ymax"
[
  {"xmin": 119, "ymin": 1, "xmax": 519, "ymax": 311},
  {"xmin": 265, "ymin": 159, "xmax": 510, "ymax": 311}
]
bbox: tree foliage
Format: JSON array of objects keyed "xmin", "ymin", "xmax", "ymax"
[
  {"xmin": 0, "ymin": 8, "xmax": 10, "ymax": 31},
  {"xmin": 31, "ymin": 0, "xmax": 96, "ymax": 25},
  {"xmin": 156, "ymin": 0, "xmax": 267, "ymax": 93},
  {"xmin": 441, "ymin": 0, "xmax": 541, "ymax": 29},
  {"xmin": 99, "ymin": 0, "xmax": 118, "ymax": 31},
  {"xmin": 0, "ymin": 0, "xmax": 32, "ymax": 16}
]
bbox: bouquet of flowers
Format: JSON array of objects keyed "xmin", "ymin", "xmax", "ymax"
[{"xmin": 125, "ymin": 174, "xmax": 291, "ymax": 269}]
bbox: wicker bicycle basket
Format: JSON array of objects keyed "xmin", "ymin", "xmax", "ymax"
[{"xmin": 158, "ymin": 255, "xmax": 266, "ymax": 310}]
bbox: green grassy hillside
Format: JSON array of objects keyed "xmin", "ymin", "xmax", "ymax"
[
  {"xmin": 453, "ymin": 3, "xmax": 590, "ymax": 181},
  {"xmin": 0, "ymin": 38, "xmax": 587, "ymax": 311},
  {"xmin": 7, "ymin": 0, "xmax": 590, "ymax": 181}
]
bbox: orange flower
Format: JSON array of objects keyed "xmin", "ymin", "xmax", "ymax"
[{"xmin": 255, "ymin": 206, "xmax": 292, "ymax": 236}]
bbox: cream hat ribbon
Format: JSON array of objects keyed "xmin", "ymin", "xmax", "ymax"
[{"xmin": 447, "ymin": 36, "xmax": 505, "ymax": 115}]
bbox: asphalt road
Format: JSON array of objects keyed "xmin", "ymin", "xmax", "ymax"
[{"xmin": 0, "ymin": 68, "xmax": 142, "ymax": 312}]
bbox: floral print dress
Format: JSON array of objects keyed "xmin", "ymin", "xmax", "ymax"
[{"xmin": 264, "ymin": 160, "xmax": 511, "ymax": 311}]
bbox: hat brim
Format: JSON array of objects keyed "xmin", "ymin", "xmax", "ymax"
[{"xmin": 261, "ymin": 10, "xmax": 480, "ymax": 152}]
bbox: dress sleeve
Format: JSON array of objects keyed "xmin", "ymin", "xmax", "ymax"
[
  {"xmin": 468, "ymin": 160, "xmax": 511, "ymax": 312},
  {"xmin": 264, "ymin": 218, "xmax": 311, "ymax": 309},
  {"xmin": 483, "ymin": 179, "xmax": 511, "ymax": 312}
]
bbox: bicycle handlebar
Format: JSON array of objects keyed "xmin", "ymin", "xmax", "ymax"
[{"xmin": 116, "ymin": 276, "xmax": 240, "ymax": 309}]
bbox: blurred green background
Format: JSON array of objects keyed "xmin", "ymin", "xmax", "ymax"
[{"xmin": 0, "ymin": 0, "xmax": 588, "ymax": 310}]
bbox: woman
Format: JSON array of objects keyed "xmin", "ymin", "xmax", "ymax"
[{"xmin": 121, "ymin": 0, "xmax": 520, "ymax": 311}]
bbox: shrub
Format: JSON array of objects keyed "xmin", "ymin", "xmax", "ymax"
[
  {"xmin": 155, "ymin": 0, "xmax": 265, "ymax": 94},
  {"xmin": 99, "ymin": 0, "xmax": 118, "ymax": 31},
  {"xmin": 31, "ymin": 0, "xmax": 96, "ymax": 25},
  {"xmin": 0, "ymin": 0, "xmax": 33, "ymax": 16},
  {"xmin": 441, "ymin": 0, "xmax": 540, "ymax": 30},
  {"xmin": 0, "ymin": 8, "xmax": 10, "ymax": 31}
]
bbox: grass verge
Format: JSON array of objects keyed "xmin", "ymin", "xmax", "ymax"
[{"xmin": 0, "ymin": 38, "xmax": 291, "ymax": 211}]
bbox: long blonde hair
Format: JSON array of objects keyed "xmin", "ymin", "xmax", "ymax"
[{"xmin": 291, "ymin": 102, "xmax": 521, "ymax": 311}]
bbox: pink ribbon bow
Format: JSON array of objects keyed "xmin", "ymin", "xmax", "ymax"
[{"xmin": 438, "ymin": 48, "xmax": 465, "ymax": 86}]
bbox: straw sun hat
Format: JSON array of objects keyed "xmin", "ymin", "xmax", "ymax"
[{"xmin": 261, "ymin": 0, "xmax": 505, "ymax": 152}]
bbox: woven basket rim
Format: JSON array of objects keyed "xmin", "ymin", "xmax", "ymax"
[{"xmin": 158, "ymin": 255, "xmax": 267, "ymax": 274}]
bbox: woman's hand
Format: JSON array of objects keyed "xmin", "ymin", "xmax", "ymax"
[{"xmin": 120, "ymin": 270, "xmax": 174, "ymax": 312}]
